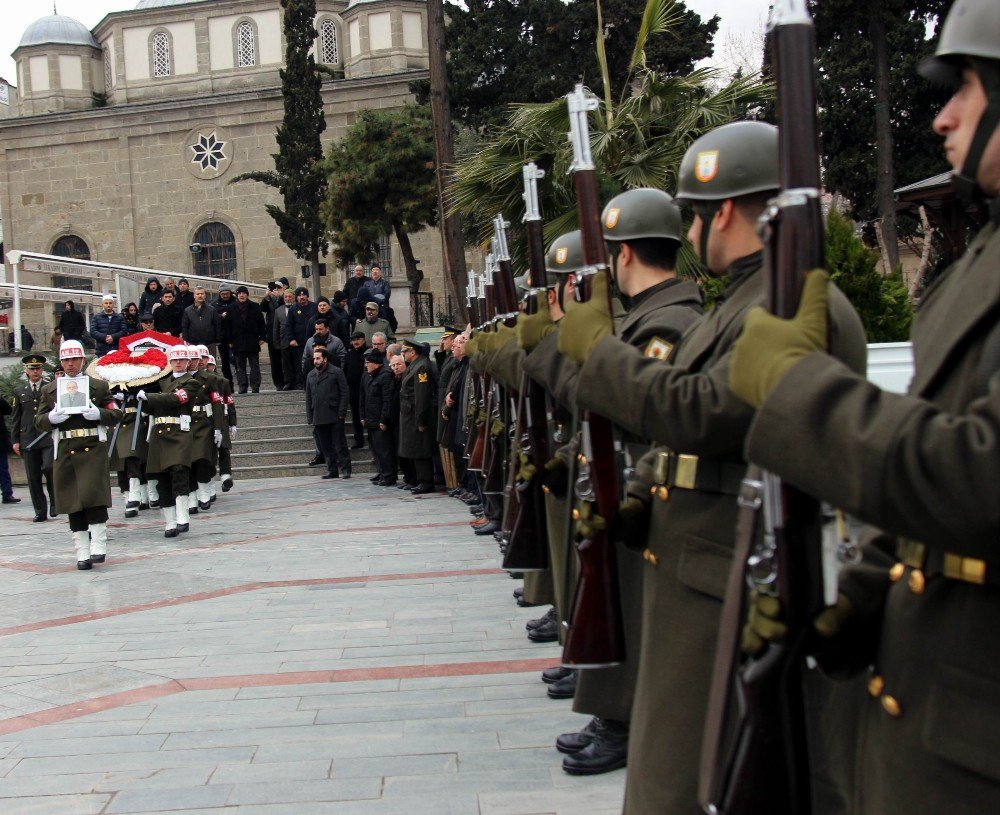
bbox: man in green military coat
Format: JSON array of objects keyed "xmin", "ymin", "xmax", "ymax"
[
  {"xmin": 204, "ymin": 351, "xmax": 237, "ymax": 494},
  {"xmin": 398, "ymin": 338, "xmax": 438, "ymax": 494},
  {"xmin": 11, "ymin": 354, "xmax": 55, "ymax": 522},
  {"xmin": 183, "ymin": 345, "xmax": 223, "ymax": 513},
  {"xmin": 731, "ymin": 3, "xmax": 1000, "ymax": 812},
  {"xmin": 558, "ymin": 122, "xmax": 867, "ymax": 813},
  {"xmin": 35, "ymin": 340, "xmax": 123, "ymax": 570}
]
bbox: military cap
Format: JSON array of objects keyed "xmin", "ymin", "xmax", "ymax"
[
  {"xmin": 674, "ymin": 122, "xmax": 779, "ymax": 205},
  {"xmin": 21, "ymin": 354, "xmax": 46, "ymax": 368},
  {"xmin": 602, "ymin": 188, "xmax": 683, "ymax": 243},
  {"xmin": 441, "ymin": 325, "xmax": 460, "ymax": 338},
  {"xmin": 59, "ymin": 340, "xmax": 85, "ymax": 360},
  {"xmin": 53, "ymin": 363, "xmax": 64, "ymax": 374},
  {"xmin": 401, "ymin": 338, "xmax": 426, "ymax": 354}
]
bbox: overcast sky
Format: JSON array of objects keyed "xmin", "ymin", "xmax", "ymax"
[{"xmin": 1, "ymin": 0, "xmax": 772, "ymax": 88}]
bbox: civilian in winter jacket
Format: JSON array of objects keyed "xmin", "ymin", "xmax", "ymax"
[
  {"xmin": 152, "ymin": 290, "xmax": 183, "ymax": 336},
  {"xmin": 89, "ymin": 296, "xmax": 128, "ymax": 356},
  {"xmin": 122, "ymin": 303, "xmax": 141, "ymax": 334},
  {"xmin": 343, "ymin": 331, "xmax": 368, "ymax": 448},
  {"xmin": 175, "ymin": 278, "xmax": 195, "ymax": 311},
  {"xmin": 212, "ymin": 284, "xmax": 237, "ymax": 385},
  {"xmin": 368, "ymin": 266, "xmax": 391, "ymax": 307},
  {"xmin": 138, "ymin": 278, "xmax": 162, "ymax": 315},
  {"xmin": 305, "ymin": 347, "xmax": 351, "ymax": 479},
  {"xmin": 227, "ymin": 286, "xmax": 266, "ymax": 393},
  {"xmin": 286, "ymin": 287, "xmax": 317, "ymax": 385},
  {"xmin": 181, "ymin": 287, "xmax": 221, "ymax": 350},
  {"xmin": 301, "ymin": 319, "xmax": 346, "ymax": 378},
  {"xmin": 359, "ymin": 349, "xmax": 395, "ymax": 484},
  {"xmin": 58, "ymin": 301, "xmax": 87, "ymax": 342},
  {"xmin": 329, "ymin": 291, "xmax": 352, "ymax": 344},
  {"xmin": 345, "ymin": 265, "xmax": 370, "ymax": 307}
]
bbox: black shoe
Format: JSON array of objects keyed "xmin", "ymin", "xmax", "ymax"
[
  {"xmin": 149, "ymin": 500, "xmax": 160, "ymax": 510},
  {"xmin": 252, "ymin": 389, "xmax": 260, "ymax": 394},
  {"xmin": 239, "ymin": 387, "xmax": 248, "ymax": 395},
  {"xmin": 468, "ymin": 505, "xmax": 484, "ymax": 515},
  {"xmin": 49, "ymin": 499, "xmax": 57, "ymax": 517},
  {"xmin": 165, "ymin": 528, "xmax": 179, "ymax": 538},
  {"xmin": 176, "ymin": 523, "xmax": 189, "ymax": 533},
  {"xmin": 517, "ymin": 595, "xmax": 545, "ymax": 608},
  {"xmin": 139, "ymin": 502, "xmax": 150, "ymax": 510},
  {"xmin": 542, "ymin": 665, "xmax": 574, "ymax": 685},
  {"xmin": 513, "ymin": 587, "xmax": 523, "ymax": 600},
  {"xmin": 221, "ymin": 477, "xmax": 233, "ymax": 493},
  {"xmin": 77, "ymin": 559, "xmax": 92, "ymax": 570},
  {"xmin": 448, "ymin": 487, "xmax": 463, "ymax": 497},
  {"xmin": 556, "ymin": 716, "xmax": 599, "ymax": 754},
  {"xmin": 321, "ymin": 472, "xmax": 338, "ymax": 480},
  {"xmin": 396, "ymin": 482, "xmax": 411, "ymax": 490},
  {"xmin": 473, "ymin": 520, "xmax": 498, "ymax": 535},
  {"xmin": 307, "ymin": 456, "xmax": 325, "ymax": 467},
  {"xmin": 370, "ymin": 475, "xmax": 382, "ymax": 482},
  {"xmin": 189, "ymin": 506, "xmax": 199, "ymax": 515},
  {"xmin": 461, "ymin": 495, "xmax": 481, "ymax": 506},
  {"xmin": 546, "ymin": 670, "xmax": 578, "ymax": 699},
  {"xmin": 561, "ymin": 719, "xmax": 628, "ymax": 775},
  {"xmin": 125, "ymin": 502, "xmax": 139, "ymax": 518},
  {"xmin": 528, "ymin": 618, "xmax": 558, "ymax": 643},
  {"xmin": 410, "ymin": 485, "xmax": 435, "ymax": 495},
  {"xmin": 198, "ymin": 500, "xmax": 211, "ymax": 511},
  {"xmin": 527, "ymin": 607, "xmax": 557, "ymax": 631},
  {"xmin": 341, "ymin": 471, "xmax": 351, "ymax": 480},
  {"xmin": 209, "ymin": 494, "xmax": 216, "ymax": 503},
  {"xmin": 91, "ymin": 554, "xmax": 106, "ymax": 564},
  {"xmin": 2, "ymin": 496, "xmax": 20, "ymax": 504},
  {"xmin": 33, "ymin": 513, "xmax": 46, "ymax": 523}
]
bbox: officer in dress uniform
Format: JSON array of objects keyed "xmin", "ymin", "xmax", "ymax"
[
  {"xmin": 730, "ymin": 3, "xmax": 1000, "ymax": 813},
  {"xmin": 11, "ymin": 354, "xmax": 55, "ymax": 522},
  {"xmin": 398, "ymin": 338, "xmax": 438, "ymax": 494},
  {"xmin": 140, "ymin": 345, "xmax": 195, "ymax": 536},
  {"xmin": 35, "ymin": 341, "xmax": 123, "ymax": 570}
]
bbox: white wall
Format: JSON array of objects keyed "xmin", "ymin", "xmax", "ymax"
[
  {"xmin": 402, "ymin": 12, "xmax": 422, "ymax": 49},
  {"xmin": 348, "ymin": 18, "xmax": 360, "ymax": 57},
  {"xmin": 28, "ymin": 56, "xmax": 49, "ymax": 92},
  {"xmin": 369, "ymin": 12, "xmax": 392, "ymax": 51},
  {"xmin": 58, "ymin": 55, "xmax": 83, "ymax": 90},
  {"xmin": 209, "ymin": 10, "xmax": 281, "ymax": 71}
]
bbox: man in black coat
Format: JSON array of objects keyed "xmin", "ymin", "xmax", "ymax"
[
  {"xmin": 343, "ymin": 331, "xmax": 368, "ymax": 449},
  {"xmin": 175, "ymin": 278, "xmax": 195, "ymax": 311},
  {"xmin": 305, "ymin": 347, "xmax": 351, "ymax": 479},
  {"xmin": 329, "ymin": 291, "xmax": 352, "ymax": 345},
  {"xmin": 182, "ymin": 286, "xmax": 221, "ymax": 353},
  {"xmin": 260, "ymin": 281, "xmax": 286, "ymax": 391},
  {"xmin": 359, "ymin": 349, "xmax": 396, "ymax": 485},
  {"xmin": 153, "ymin": 289, "xmax": 183, "ymax": 337},
  {"xmin": 212, "ymin": 284, "xmax": 237, "ymax": 386},
  {"xmin": 345, "ymin": 265, "xmax": 371, "ymax": 309},
  {"xmin": 286, "ymin": 287, "xmax": 318, "ymax": 388},
  {"xmin": 227, "ymin": 286, "xmax": 266, "ymax": 393}
]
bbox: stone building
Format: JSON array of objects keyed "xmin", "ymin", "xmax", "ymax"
[{"xmin": 0, "ymin": 0, "xmax": 455, "ymax": 336}]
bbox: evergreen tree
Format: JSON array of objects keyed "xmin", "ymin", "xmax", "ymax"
[
  {"xmin": 231, "ymin": 0, "xmax": 328, "ymax": 298},
  {"xmin": 323, "ymin": 107, "xmax": 439, "ymax": 294}
]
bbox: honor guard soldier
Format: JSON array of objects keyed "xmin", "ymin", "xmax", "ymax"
[
  {"xmin": 185, "ymin": 345, "xmax": 223, "ymax": 512},
  {"xmin": 140, "ymin": 345, "xmax": 195, "ymax": 536},
  {"xmin": 204, "ymin": 351, "xmax": 237, "ymax": 493},
  {"xmin": 113, "ymin": 383, "xmax": 153, "ymax": 518},
  {"xmin": 35, "ymin": 341, "xmax": 123, "ymax": 570},
  {"xmin": 557, "ymin": 122, "xmax": 867, "ymax": 813},
  {"xmin": 730, "ymin": 2, "xmax": 1000, "ymax": 813},
  {"xmin": 398, "ymin": 338, "xmax": 438, "ymax": 494},
  {"xmin": 11, "ymin": 354, "xmax": 54, "ymax": 522}
]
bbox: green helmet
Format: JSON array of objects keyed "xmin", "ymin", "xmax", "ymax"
[
  {"xmin": 545, "ymin": 230, "xmax": 586, "ymax": 276},
  {"xmin": 601, "ymin": 188, "xmax": 682, "ymax": 243},
  {"xmin": 919, "ymin": 0, "xmax": 1000, "ymax": 87},
  {"xmin": 674, "ymin": 122, "xmax": 779, "ymax": 205}
]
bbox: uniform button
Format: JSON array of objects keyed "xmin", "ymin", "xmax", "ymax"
[
  {"xmin": 908, "ymin": 570, "xmax": 926, "ymax": 595},
  {"xmin": 642, "ymin": 548, "xmax": 660, "ymax": 567},
  {"xmin": 889, "ymin": 562, "xmax": 905, "ymax": 582},
  {"xmin": 881, "ymin": 695, "xmax": 903, "ymax": 718},
  {"xmin": 656, "ymin": 486, "xmax": 669, "ymax": 501},
  {"xmin": 70, "ymin": 450, "xmax": 75, "ymax": 455},
  {"xmin": 84, "ymin": 447, "xmax": 89, "ymax": 452},
  {"xmin": 867, "ymin": 675, "xmax": 884, "ymax": 697},
  {"xmin": 571, "ymin": 508, "xmax": 580, "ymax": 520}
]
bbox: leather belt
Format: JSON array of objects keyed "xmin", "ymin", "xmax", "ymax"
[
  {"xmin": 650, "ymin": 451, "xmax": 744, "ymax": 497},
  {"xmin": 896, "ymin": 538, "xmax": 993, "ymax": 587},
  {"xmin": 153, "ymin": 417, "xmax": 185, "ymax": 427},
  {"xmin": 124, "ymin": 407, "xmax": 138, "ymax": 415},
  {"xmin": 57, "ymin": 429, "xmax": 98, "ymax": 441}
]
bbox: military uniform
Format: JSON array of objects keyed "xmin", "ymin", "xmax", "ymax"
[
  {"xmin": 11, "ymin": 376, "xmax": 54, "ymax": 520},
  {"xmin": 110, "ymin": 385, "xmax": 153, "ymax": 517},
  {"xmin": 398, "ymin": 348, "xmax": 438, "ymax": 491},
  {"xmin": 187, "ymin": 364, "xmax": 224, "ymax": 509},
  {"xmin": 144, "ymin": 370, "xmax": 195, "ymax": 535}
]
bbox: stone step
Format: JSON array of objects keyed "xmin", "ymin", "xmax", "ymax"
[
  {"xmin": 231, "ymin": 390, "xmax": 307, "ymax": 407},
  {"xmin": 232, "ymin": 436, "xmax": 315, "ymax": 453},
  {"xmin": 235, "ymin": 410, "xmax": 355, "ymax": 428},
  {"xmin": 233, "ymin": 423, "xmax": 313, "ymax": 441},
  {"xmin": 231, "ymin": 461, "xmax": 377, "ymax": 479},
  {"xmin": 230, "ymin": 447, "xmax": 374, "ymax": 467}
]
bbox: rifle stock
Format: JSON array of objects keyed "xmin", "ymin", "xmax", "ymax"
[
  {"xmin": 561, "ymin": 84, "xmax": 625, "ymax": 669},
  {"xmin": 700, "ymin": 2, "xmax": 826, "ymax": 812}
]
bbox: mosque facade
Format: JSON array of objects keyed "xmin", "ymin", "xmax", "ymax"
[{"xmin": 0, "ymin": 0, "xmax": 453, "ymax": 329}]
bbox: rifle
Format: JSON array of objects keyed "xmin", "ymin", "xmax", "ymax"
[
  {"xmin": 503, "ymin": 162, "xmax": 551, "ymax": 572},
  {"xmin": 699, "ymin": 3, "xmax": 826, "ymax": 813},
  {"xmin": 561, "ymin": 84, "xmax": 625, "ymax": 669},
  {"xmin": 483, "ymin": 233, "xmax": 515, "ymax": 497},
  {"xmin": 468, "ymin": 270, "xmax": 496, "ymax": 472}
]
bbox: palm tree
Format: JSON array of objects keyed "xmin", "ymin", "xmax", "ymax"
[{"xmin": 450, "ymin": 0, "xmax": 772, "ymax": 277}]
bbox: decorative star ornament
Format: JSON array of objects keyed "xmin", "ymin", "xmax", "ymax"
[{"xmin": 191, "ymin": 131, "xmax": 227, "ymax": 172}]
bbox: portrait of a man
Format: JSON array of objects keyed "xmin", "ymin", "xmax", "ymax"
[{"xmin": 57, "ymin": 378, "xmax": 90, "ymax": 413}]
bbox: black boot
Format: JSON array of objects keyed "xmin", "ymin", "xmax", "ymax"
[
  {"xmin": 541, "ymin": 665, "xmax": 574, "ymax": 685},
  {"xmin": 546, "ymin": 669, "xmax": 578, "ymax": 699},
  {"xmin": 561, "ymin": 718, "xmax": 628, "ymax": 775},
  {"xmin": 527, "ymin": 617, "xmax": 558, "ymax": 643},
  {"xmin": 526, "ymin": 607, "xmax": 556, "ymax": 631},
  {"xmin": 556, "ymin": 716, "xmax": 599, "ymax": 754}
]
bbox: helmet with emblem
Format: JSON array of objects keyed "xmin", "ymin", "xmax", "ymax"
[
  {"xmin": 674, "ymin": 122, "xmax": 779, "ymax": 205},
  {"xmin": 602, "ymin": 188, "xmax": 683, "ymax": 243},
  {"xmin": 166, "ymin": 345, "xmax": 188, "ymax": 362},
  {"xmin": 545, "ymin": 230, "xmax": 586, "ymax": 279}
]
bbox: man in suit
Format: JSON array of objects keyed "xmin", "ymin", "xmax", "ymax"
[
  {"xmin": 11, "ymin": 354, "xmax": 51, "ymax": 521},
  {"xmin": 60, "ymin": 380, "xmax": 87, "ymax": 408}
]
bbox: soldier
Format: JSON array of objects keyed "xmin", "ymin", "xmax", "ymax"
[
  {"xmin": 184, "ymin": 345, "xmax": 223, "ymax": 513},
  {"xmin": 35, "ymin": 340, "xmax": 123, "ymax": 570},
  {"xmin": 204, "ymin": 350, "xmax": 237, "ymax": 493},
  {"xmin": 11, "ymin": 354, "xmax": 54, "ymax": 522},
  {"xmin": 140, "ymin": 345, "xmax": 195, "ymax": 537},
  {"xmin": 398, "ymin": 338, "xmax": 438, "ymax": 494},
  {"xmin": 730, "ymin": 3, "xmax": 1000, "ymax": 813},
  {"xmin": 557, "ymin": 122, "xmax": 867, "ymax": 812},
  {"xmin": 112, "ymin": 379, "xmax": 152, "ymax": 518}
]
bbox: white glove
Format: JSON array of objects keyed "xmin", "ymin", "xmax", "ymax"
[
  {"xmin": 47, "ymin": 406, "xmax": 69, "ymax": 425},
  {"xmin": 136, "ymin": 390, "xmax": 148, "ymax": 401},
  {"xmin": 214, "ymin": 429, "xmax": 223, "ymax": 447},
  {"xmin": 230, "ymin": 426, "xmax": 239, "ymax": 439},
  {"xmin": 82, "ymin": 402, "xmax": 101, "ymax": 421},
  {"xmin": 112, "ymin": 392, "xmax": 126, "ymax": 403}
]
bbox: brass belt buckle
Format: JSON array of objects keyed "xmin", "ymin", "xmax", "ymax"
[
  {"xmin": 674, "ymin": 454, "xmax": 698, "ymax": 490},
  {"xmin": 943, "ymin": 553, "xmax": 987, "ymax": 585}
]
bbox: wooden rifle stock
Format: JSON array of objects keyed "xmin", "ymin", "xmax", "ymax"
[
  {"xmin": 700, "ymin": 3, "xmax": 826, "ymax": 813},
  {"xmin": 561, "ymin": 84, "xmax": 625, "ymax": 669}
]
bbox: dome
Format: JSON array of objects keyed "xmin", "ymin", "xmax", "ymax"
[{"xmin": 18, "ymin": 15, "xmax": 99, "ymax": 49}]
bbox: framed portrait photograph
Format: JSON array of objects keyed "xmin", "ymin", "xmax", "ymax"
[{"xmin": 57, "ymin": 377, "xmax": 91, "ymax": 414}]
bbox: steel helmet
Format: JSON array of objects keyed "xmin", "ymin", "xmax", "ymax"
[
  {"xmin": 675, "ymin": 122, "xmax": 779, "ymax": 205},
  {"xmin": 602, "ymin": 188, "xmax": 683, "ymax": 243}
]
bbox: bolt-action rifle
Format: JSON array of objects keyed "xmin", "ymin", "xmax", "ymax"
[
  {"xmin": 502, "ymin": 163, "xmax": 552, "ymax": 571},
  {"xmin": 468, "ymin": 269, "xmax": 496, "ymax": 473},
  {"xmin": 561, "ymin": 84, "xmax": 625, "ymax": 669},
  {"xmin": 699, "ymin": 2, "xmax": 827, "ymax": 812}
]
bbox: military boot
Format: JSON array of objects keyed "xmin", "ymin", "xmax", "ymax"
[
  {"xmin": 89, "ymin": 524, "xmax": 108, "ymax": 564},
  {"xmin": 221, "ymin": 473, "xmax": 234, "ymax": 492},
  {"xmin": 188, "ymin": 492, "xmax": 199, "ymax": 515},
  {"xmin": 546, "ymin": 669, "xmax": 578, "ymax": 700},
  {"xmin": 561, "ymin": 718, "xmax": 628, "ymax": 775},
  {"xmin": 147, "ymin": 479, "xmax": 160, "ymax": 509},
  {"xmin": 197, "ymin": 482, "xmax": 212, "ymax": 511},
  {"xmin": 175, "ymin": 496, "xmax": 190, "ymax": 533},
  {"xmin": 556, "ymin": 716, "xmax": 598, "ymax": 754},
  {"xmin": 138, "ymin": 482, "xmax": 150, "ymax": 510},
  {"xmin": 125, "ymin": 478, "xmax": 142, "ymax": 518},
  {"xmin": 163, "ymin": 506, "xmax": 178, "ymax": 538},
  {"xmin": 73, "ymin": 530, "xmax": 92, "ymax": 570}
]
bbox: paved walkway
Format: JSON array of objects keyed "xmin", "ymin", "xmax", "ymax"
[{"xmin": 0, "ymin": 476, "xmax": 625, "ymax": 814}]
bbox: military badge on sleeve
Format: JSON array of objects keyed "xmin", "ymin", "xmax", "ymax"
[
  {"xmin": 417, "ymin": 372, "xmax": 429, "ymax": 383},
  {"xmin": 644, "ymin": 337, "xmax": 674, "ymax": 360}
]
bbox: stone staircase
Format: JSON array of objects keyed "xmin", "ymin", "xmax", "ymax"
[{"xmin": 231, "ymin": 388, "xmax": 375, "ymax": 479}]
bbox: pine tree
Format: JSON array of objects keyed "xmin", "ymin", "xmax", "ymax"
[{"xmin": 231, "ymin": 0, "xmax": 329, "ymax": 299}]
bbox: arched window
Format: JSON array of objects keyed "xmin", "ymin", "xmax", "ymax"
[
  {"xmin": 51, "ymin": 236, "xmax": 94, "ymax": 292},
  {"xmin": 236, "ymin": 21, "xmax": 256, "ymax": 68},
  {"xmin": 192, "ymin": 222, "xmax": 237, "ymax": 279},
  {"xmin": 320, "ymin": 19, "xmax": 339, "ymax": 65},
  {"xmin": 104, "ymin": 48, "xmax": 113, "ymax": 90},
  {"xmin": 152, "ymin": 31, "xmax": 171, "ymax": 78}
]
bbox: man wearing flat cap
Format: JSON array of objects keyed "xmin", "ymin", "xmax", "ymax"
[
  {"xmin": 398, "ymin": 338, "xmax": 438, "ymax": 494},
  {"xmin": 356, "ymin": 302, "xmax": 395, "ymax": 346}
]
